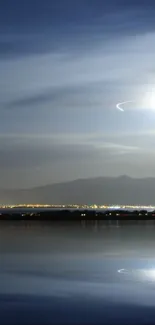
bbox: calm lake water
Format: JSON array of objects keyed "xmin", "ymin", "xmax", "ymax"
[{"xmin": 1, "ymin": 221, "xmax": 155, "ymax": 324}]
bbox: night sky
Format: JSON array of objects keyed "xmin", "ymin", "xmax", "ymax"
[{"xmin": 1, "ymin": 0, "xmax": 155, "ymax": 188}]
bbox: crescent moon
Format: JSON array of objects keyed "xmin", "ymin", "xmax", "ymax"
[
  {"xmin": 117, "ymin": 268, "xmax": 128, "ymax": 273},
  {"xmin": 116, "ymin": 101, "xmax": 133, "ymax": 112}
]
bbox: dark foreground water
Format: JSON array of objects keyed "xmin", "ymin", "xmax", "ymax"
[{"xmin": 1, "ymin": 221, "xmax": 155, "ymax": 324}]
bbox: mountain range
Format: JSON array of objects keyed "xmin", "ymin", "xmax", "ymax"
[{"xmin": 1, "ymin": 175, "xmax": 155, "ymax": 205}]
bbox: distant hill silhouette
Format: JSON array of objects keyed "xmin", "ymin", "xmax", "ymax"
[{"xmin": 1, "ymin": 175, "xmax": 155, "ymax": 205}]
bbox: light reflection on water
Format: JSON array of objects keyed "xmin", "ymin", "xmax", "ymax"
[{"xmin": 1, "ymin": 221, "xmax": 155, "ymax": 324}]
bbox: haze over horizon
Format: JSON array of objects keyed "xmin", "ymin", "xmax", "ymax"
[
  {"xmin": 1, "ymin": 0, "xmax": 155, "ymax": 189},
  {"xmin": 1, "ymin": 175, "xmax": 155, "ymax": 206},
  {"xmin": 3, "ymin": 174, "xmax": 155, "ymax": 191}
]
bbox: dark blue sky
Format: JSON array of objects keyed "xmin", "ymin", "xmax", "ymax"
[{"xmin": 1, "ymin": 0, "xmax": 155, "ymax": 188}]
